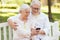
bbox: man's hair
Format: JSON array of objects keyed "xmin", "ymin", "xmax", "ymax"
[{"xmin": 30, "ymin": 0, "xmax": 41, "ymax": 6}]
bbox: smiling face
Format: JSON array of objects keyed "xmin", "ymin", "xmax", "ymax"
[
  {"xmin": 31, "ymin": 4, "xmax": 40, "ymax": 14},
  {"xmin": 20, "ymin": 8, "xmax": 30, "ymax": 19},
  {"xmin": 25, "ymin": 8, "xmax": 30, "ymax": 17}
]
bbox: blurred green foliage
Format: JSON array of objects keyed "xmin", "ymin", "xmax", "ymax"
[{"xmin": 0, "ymin": 0, "xmax": 60, "ymax": 26}]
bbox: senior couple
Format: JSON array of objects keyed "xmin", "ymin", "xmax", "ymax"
[{"xmin": 7, "ymin": 0, "xmax": 50, "ymax": 40}]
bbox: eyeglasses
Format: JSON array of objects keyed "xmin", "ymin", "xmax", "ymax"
[
  {"xmin": 32, "ymin": 7, "xmax": 40, "ymax": 10},
  {"xmin": 25, "ymin": 11, "xmax": 30, "ymax": 14}
]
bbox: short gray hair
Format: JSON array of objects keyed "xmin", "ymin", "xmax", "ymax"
[
  {"xmin": 30, "ymin": 0, "xmax": 41, "ymax": 6},
  {"xmin": 19, "ymin": 4, "xmax": 30, "ymax": 12}
]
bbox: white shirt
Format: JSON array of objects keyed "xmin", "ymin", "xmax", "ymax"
[
  {"xmin": 7, "ymin": 14, "xmax": 32, "ymax": 40},
  {"xmin": 30, "ymin": 12, "xmax": 50, "ymax": 40},
  {"xmin": 30, "ymin": 12, "xmax": 50, "ymax": 35}
]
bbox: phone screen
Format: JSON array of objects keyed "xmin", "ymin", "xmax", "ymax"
[{"xmin": 36, "ymin": 28, "xmax": 41, "ymax": 30}]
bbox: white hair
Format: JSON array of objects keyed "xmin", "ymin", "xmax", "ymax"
[
  {"xmin": 30, "ymin": 0, "xmax": 41, "ymax": 6},
  {"xmin": 19, "ymin": 4, "xmax": 30, "ymax": 12}
]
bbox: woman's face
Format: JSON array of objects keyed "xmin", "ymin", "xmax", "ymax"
[{"xmin": 21, "ymin": 8, "xmax": 30, "ymax": 18}]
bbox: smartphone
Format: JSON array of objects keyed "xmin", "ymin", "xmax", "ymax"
[{"xmin": 36, "ymin": 28, "xmax": 41, "ymax": 30}]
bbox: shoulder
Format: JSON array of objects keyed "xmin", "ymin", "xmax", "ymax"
[
  {"xmin": 7, "ymin": 16, "xmax": 16, "ymax": 21},
  {"xmin": 7, "ymin": 14, "xmax": 20, "ymax": 22},
  {"xmin": 8, "ymin": 15, "xmax": 17, "ymax": 19},
  {"xmin": 40, "ymin": 12, "xmax": 48, "ymax": 19}
]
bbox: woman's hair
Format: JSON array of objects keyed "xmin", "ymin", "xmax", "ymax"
[{"xmin": 19, "ymin": 4, "xmax": 30, "ymax": 13}]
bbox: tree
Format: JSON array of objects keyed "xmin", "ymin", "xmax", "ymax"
[{"xmin": 48, "ymin": 0, "xmax": 54, "ymax": 22}]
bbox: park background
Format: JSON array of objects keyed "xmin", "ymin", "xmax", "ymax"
[{"xmin": 0, "ymin": 0, "xmax": 60, "ymax": 40}]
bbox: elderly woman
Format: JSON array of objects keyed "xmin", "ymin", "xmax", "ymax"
[{"xmin": 7, "ymin": 4, "xmax": 32, "ymax": 40}]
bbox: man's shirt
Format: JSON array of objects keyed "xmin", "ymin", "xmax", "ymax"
[{"xmin": 29, "ymin": 12, "xmax": 50, "ymax": 35}]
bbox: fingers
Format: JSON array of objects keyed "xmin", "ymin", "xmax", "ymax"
[
  {"xmin": 12, "ymin": 22, "xmax": 18, "ymax": 31},
  {"xmin": 31, "ymin": 29, "xmax": 38, "ymax": 36},
  {"xmin": 14, "ymin": 27, "xmax": 17, "ymax": 31},
  {"xmin": 13, "ymin": 22, "xmax": 18, "ymax": 26},
  {"xmin": 39, "ymin": 30, "xmax": 45, "ymax": 35}
]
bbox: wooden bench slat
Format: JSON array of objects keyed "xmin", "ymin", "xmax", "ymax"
[
  {"xmin": 0, "ymin": 28, "xmax": 1, "ymax": 40},
  {"xmin": 3, "ymin": 26, "xmax": 7, "ymax": 40},
  {"xmin": 0, "ymin": 22, "xmax": 8, "ymax": 27},
  {"xmin": 51, "ymin": 21, "xmax": 59, "ymax": 40},
  {"xmin": 9, "ymin": 26, "xmax": 13, "ymax": 40}
]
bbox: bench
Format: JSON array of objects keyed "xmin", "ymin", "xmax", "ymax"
[{"xmin": 0, "ymin": 21, "xmax": 60, "ymax": 40}]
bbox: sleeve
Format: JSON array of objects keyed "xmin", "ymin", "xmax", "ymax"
[
  {"xmin": 7, "ymin": 16, "xmax": 15, "ymax": 22},
  {"xmin": 43, "ymin": 16, "xmax": 50, "ymax": 35}
]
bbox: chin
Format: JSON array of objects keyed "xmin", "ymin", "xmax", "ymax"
[
  {"xmin": 26, "ymin": 15, "xmax": 28, "ymax": 17},
  {"xmin": 35, "ymin": 12, "xmax": 38, "ymax": 13},
  {"xmin": 24, "ymin": 16, "xmax": 28, "ymax": 18}
]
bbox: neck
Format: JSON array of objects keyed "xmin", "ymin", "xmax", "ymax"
[
  {"xmin": 32, "ymin": 12, "xmax": 40, "ymax": 16},
  {"xmin": 20, "ymin": 15, "xmax": 28, "ymax": 22}
]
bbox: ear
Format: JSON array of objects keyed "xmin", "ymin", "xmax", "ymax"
[{"xmin": 19, "ymin": 10, "xmax": 22, "ymax": 13}]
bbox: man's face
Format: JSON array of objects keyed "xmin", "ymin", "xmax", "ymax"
[{"xmin": 31, "ymin": 4, "xmax": 40, "ymax": 13}]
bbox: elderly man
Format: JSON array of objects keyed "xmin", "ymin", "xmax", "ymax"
[
  {"xmin": 30, "ymin": 0, "xmax": 50, "ymax": 40},
  {"xmin": 7, "ymin": 4, "xmax": 32, "ymax": 40}
]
